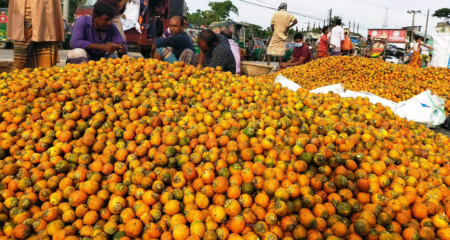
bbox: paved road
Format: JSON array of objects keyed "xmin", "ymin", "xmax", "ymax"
[{"xmin": 0, "ymin": 49, "xmax": 141, "ymax": 66}]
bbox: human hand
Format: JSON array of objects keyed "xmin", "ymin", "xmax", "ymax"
[
  {"xmin": 121, "ymin": 15, "xmax": 126, "ymax": 19},
  {"xmin": 103, "ymin": 43, "xmax": 118, "ymax": 53},
  {"xmin": 280, "ymin": 63, "xmax": 287, "ymax": 69},
  {"xmin": 118, "ymin": 44, "xmax": 127, "ymax": 54}
]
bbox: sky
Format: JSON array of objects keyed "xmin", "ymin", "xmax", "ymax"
[{"xmin": 185, "ymin": 0, "xmax": 446, "ymax": 36}]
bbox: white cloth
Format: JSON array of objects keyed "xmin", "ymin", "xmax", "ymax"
[
  {"xmin": 330, "ymin": 25, "xmax": 345, "ymax": 48},
  {"xmin": 228, "ymin": 39, "xmax": 241, "ymax": 74},
  {"xmin": 411, "ymin": 42, "xmax": 428, "ymax": 54},
  {"xmin": 120, "ymin": 0, "xmax": 141, "ymax": 33}
]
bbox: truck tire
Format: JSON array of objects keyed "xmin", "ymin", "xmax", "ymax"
[
  {"xmin": 0, "ymin": 42, "xmax": 8, "ymax": 49},
  {"xmin": 140, "ymin": 47, "xmax": 151, "ymax": 58}
]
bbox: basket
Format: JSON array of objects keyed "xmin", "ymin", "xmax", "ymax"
[{"xmin": 241, "ymin": 62, "xmax": 274, "ymax": 77}]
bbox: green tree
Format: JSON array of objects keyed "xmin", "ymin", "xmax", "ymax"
[
  {"xmin": 208, "ymin": 0, "xmax": 238, "ymax": 22},
  {"xmin": 433, "ymin": 8, "xmax": 450, "ymax": 22},
  {"xmin": 187, "ymin": 0, "xmax": 238, "ymax": 27},
  {"xmin": 187, "ymin": 9, "xmax": 215, "ymax": 26},
  {"xmin": 248, "ymin": 24, "xmax": 267, "ymax": 38},
  {"xmin": 330, "ymin": 16, "xmax": 344, "ymax": 29}
]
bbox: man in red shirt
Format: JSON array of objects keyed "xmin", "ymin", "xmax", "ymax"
[{"xmin": 280, "ymin": 33, "xmax": 311, "ymax": 69}]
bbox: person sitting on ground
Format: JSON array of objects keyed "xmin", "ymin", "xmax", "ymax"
[
  {"xmin": 221, "ymin": 29, "xmax": 244, "ymax": 75},
  {"xmin": 198, "ymin": 29, "xmax": 236, "ymax": 74},
  {"xmin": 96, "ymin": 0, "xmax": 128, "ymax": 40},
  {"xmin": 68, "ymin": 2, "xmax": 128, "ymax": 64},
  {"xmin": 280, "ymin": 33, "xmax": 311, "ymax": 69},
  {"xmin": 162, "ymin": 17, "xmax": 186, "ymax": 38},
  {"xmin": 151, "ymin": 16, "xmax": 196, "ymax": 65}
]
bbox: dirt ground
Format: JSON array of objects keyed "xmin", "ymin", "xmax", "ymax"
[{"xmin": 0, "ymin": 62, "xmax": 13, "ymax": 74}]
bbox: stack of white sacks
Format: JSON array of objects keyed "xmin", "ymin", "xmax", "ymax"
[{"xmin": 274, "ymin": 75, "xmax": 446, "ymax": 128}]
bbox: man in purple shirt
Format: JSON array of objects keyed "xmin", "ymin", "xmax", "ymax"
[
  {"xmin": 67, "ymin": 2, "xmax": 128, "ymax": 64},
  {"xmin": 96, "ymin": 0, "xmax": 128, "ymax": 40}
]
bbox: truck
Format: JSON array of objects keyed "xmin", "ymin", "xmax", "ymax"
[
  {"xmin": 75, "ymin": 0, "xmax": 185, "ymax": 58},
  {"xmin": 0, "ymin": 8, "xmax": 12, "ymax": 49}
]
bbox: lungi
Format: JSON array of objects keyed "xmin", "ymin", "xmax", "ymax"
[
  {"xmin": 13, "ymin": 1, "xmax": 59, "ymax": 70},
  {"xmin": 331, "ymin": 47, "xmax": 341, "ymax": 56},
  {"xmin": 318, "ymin": 51, "xmax": 329, "ymax": 58},
  {"xmin": 156, "ymin": 48, "xmax": 198, "ymax": 66},
  {"xmin": 407, "ymin": 52, "xmax": 422, "ymax": 68},
  {"xmin": 267, "ymin": 35, "xmax": 286, "ymax": 56}
]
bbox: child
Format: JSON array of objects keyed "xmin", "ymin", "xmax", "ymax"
[{"xmin": 318, "ymin": 26, "xmax": 335, "ymax": 58}]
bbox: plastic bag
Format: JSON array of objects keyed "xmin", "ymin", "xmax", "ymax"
[
  {"xmin": 310, "ymin": 84, "xmax": 344, "ymax": 95},
  {"xmin": 396, "ymin": 90, "xmax": 446, "ymax": 128},
  {"xmin": 358, "ymin": 91, "xmax": 398, "ymax": 112},
  {"xmin": 396, "ymin": 102, "xmax": 437, "ymax": 127},
  {"xmin": 430, "ymin": 33, "xmax": 450, "ymax": 68},
  {"xmin": 274, "ymin": 75, "xmax": 302, "ymax": 92},
  {"xmin": 342, "ymin": 90, "xmax": 398, "ymax": 112}
]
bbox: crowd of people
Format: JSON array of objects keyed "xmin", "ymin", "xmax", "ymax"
[
  {"xmin": 7, "ymin": 0, "xmax": 245, "ymax": 74},
  {"xmin": 6, "ymin": 0, "xmax": 433, "ymax": 73},
  {"xmin": 266, "ymin": 4, "xmax": 363, "ymax": 70}
]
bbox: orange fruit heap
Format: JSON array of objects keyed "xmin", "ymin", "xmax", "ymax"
[
  {"xmin": 0, "ymin": 56, "xmax": 450, "ymax": 240},
  {"xmin": 258, "ymin": 56, "xmax": 450, "ymax": 115}
]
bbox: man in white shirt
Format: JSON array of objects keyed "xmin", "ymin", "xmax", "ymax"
[
  {"xmin": 221, "ymin": 29, "xmax": 243, "ymax": 74},
  {"xmin": 330, "ymin": 19, "xmax": 345, "ymax": 56}
]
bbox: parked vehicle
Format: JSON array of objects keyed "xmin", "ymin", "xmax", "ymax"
[
  {"xmin": 385, "ymin": 56, "xmax": 401, "ymax": 64},
  {"xmin": 76, "ymin": 0, "xmax": 186, "ymax": 57},
  {"xmin": 386, "ymin": 44, "xmax": 404, "ymax": 60},
  {"xmin": 252, "ymin": 38, "xmax": 266, "ymax": 61},
  {"xmin": 0, "ymin": 8, "xmax": 12, "ymax": 49},
  {"xmin": 209, "ymin": 21, "xmax": 255, "ymax": 60},
  {"xmin": 284, "ymin": 43, "xmax": 293, "ymax": 61}
]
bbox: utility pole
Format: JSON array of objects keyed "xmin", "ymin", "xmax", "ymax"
[
  {"xmin": 353, "ymin": 21, "xmax": 355, "ymax": 33},
  {"xmin": 329, "ymin": 9, "xmax": 332, "ymax": 27},
  {"xmin": 308, "ymin": 21, "xmax": 310, "ymax": 32},
  {"xmin": 63, "ymin": 0, "xmax": 70, "ymax": 21},
  {"xmin": 407, "ymin": 10, "xmax": 421, "ymax": 42},
  {"xmin": 323, "ymin": 19, "xmax": 325, "ymax": 27},
  {"xmin": 424, "ymin": 8, "xmax": 430, "ymax": 43},
  {"xmin": 357, "ymin": 23, "xmax": 359, "ymax": 34}
]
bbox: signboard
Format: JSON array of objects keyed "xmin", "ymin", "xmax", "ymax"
[
  {"xmin": 0, "ymin": 11, "xmax": 7, "ymax": 24},
  {"xmin": 368, "ymin": 29, "xmax": 406, "ymax": 43},
  {"xmin": 0, "ymin": 10, "xmax": 8, "ymax": 42}
]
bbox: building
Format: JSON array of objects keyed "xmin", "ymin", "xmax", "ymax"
[
  {"xmin": 401, "ymin": 26, "xmax": 422, "ymax": 42},
  {"xmin": 437, "ymin": 22, "xmax": 450, "ymax": 33}
]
